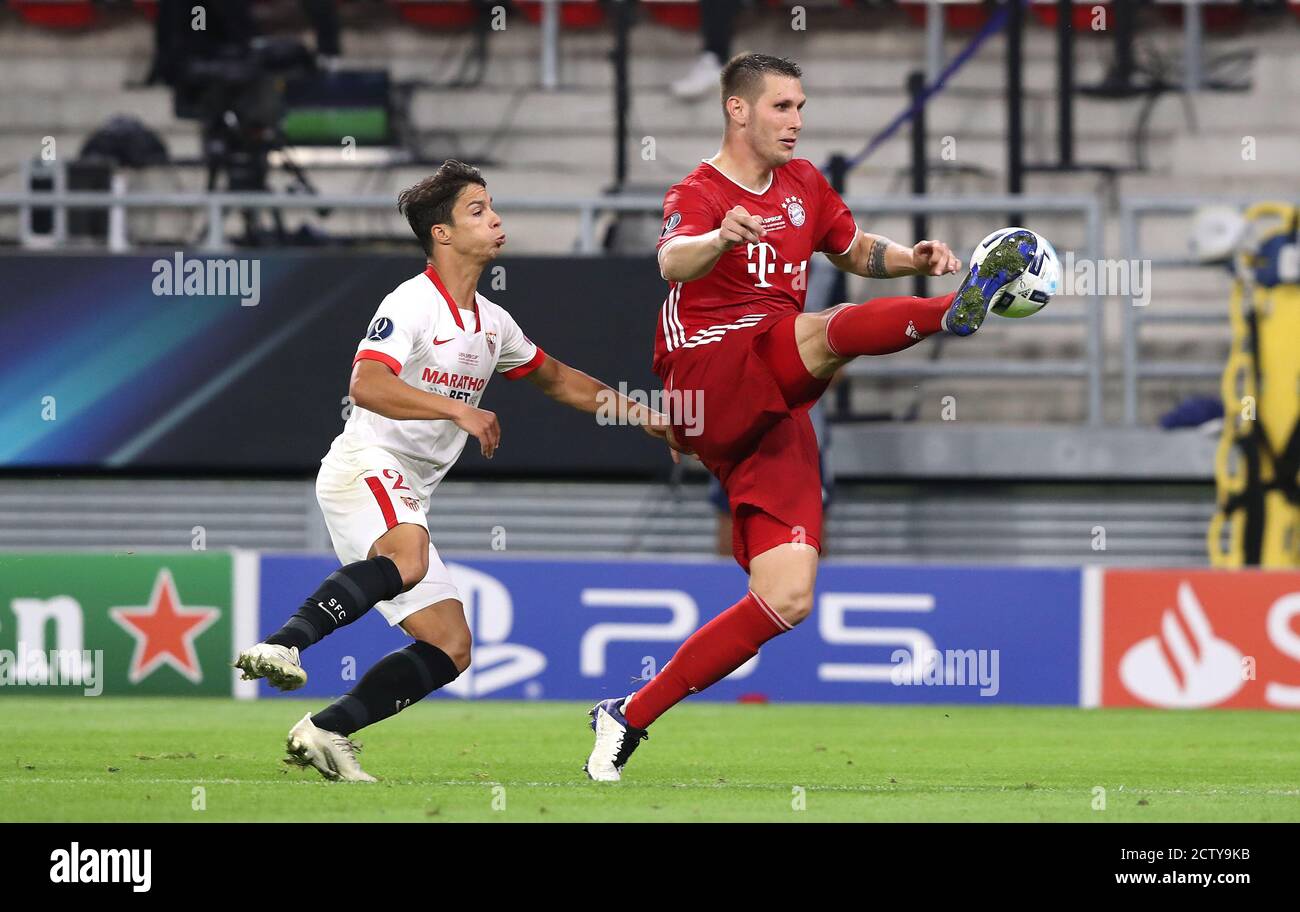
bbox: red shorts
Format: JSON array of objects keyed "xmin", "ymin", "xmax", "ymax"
[{"xmin": 661, "ymin": 312, "xmax": 828, "ymax": 572}]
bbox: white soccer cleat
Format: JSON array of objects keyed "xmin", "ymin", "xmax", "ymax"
[
  {"xmin": 284, "ymin": 713, "xmax": 377, "ymax": 783},
  {"xmin": 233, "ymin": 642, "xmax": 307, "ymax": 692},
  {"xmin": 584, "ymin": 695, "xmax": 648, "ymax": 782}
]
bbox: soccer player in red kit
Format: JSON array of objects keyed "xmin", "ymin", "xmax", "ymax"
[{"xmin": 584, "ymin": 53, "xmax": 1042, "ymax": 780}]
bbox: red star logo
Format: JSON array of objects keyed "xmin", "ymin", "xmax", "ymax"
[{"xmin": 110, "ymin": 569, "xmax": 220, "ymax": 684}]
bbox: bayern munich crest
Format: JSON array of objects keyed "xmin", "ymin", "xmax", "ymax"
[{"xmin": 782, "ymin": 196, "xmax": 806, "ymax": 228}]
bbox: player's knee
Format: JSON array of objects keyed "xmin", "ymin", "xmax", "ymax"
[
  {"xmin": 764, "ymin": 586, "xmax": 814, "ymax": 627},
  {"xmin": 417, "ymin": 628, "xmax": 471, "ymax": 673},
  {"xmin": 382, "ymin": 550, "xmax": 428, "ymax": 591},
  {"xmin": 447, "ymin": 632, "xmax": 472, "ymax": 674}
]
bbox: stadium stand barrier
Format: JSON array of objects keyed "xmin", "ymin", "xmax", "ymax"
[
  {"xmin": 1119, "ymin": 195, "xmax": 1291, "ymax": 426},
  {"xmin": 0, "ymin": 187, "xmax": 1106, "ymax": 422}
]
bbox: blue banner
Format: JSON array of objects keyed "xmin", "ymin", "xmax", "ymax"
[
  {"xmin": 0, "ymin": 254, "xmax": 665, "ymax": 474},
  {"xmin": 258, "ymin": 555, "xmax": 1081, "ymax": 705}
]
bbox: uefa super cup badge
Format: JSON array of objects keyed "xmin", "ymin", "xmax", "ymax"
[{"xmin": 782, "ymin": 196, "xmax": 806, "ymax": 228}]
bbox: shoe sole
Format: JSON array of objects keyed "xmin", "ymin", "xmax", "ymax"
[
  {"xmin": 584, "ymin": 704, "xmax": 625, "ymax": 782},
  {"xmin": 582, "ymin": 759, "xmax": 620, "ymax": 782},
  {"xmin": 284, "ymin": 731, "xmax": 377, "ymax": 783},
  {"xmin": 284, "ymin": 732, "xmax": 342, "ymax": 781},
  {"xmin": 951, "ymin": 231, "xmax": 1034, "ymax": 333},
  {"xmin": 234, "ymin": 653, "xmax": 307, "ymax": 692}
]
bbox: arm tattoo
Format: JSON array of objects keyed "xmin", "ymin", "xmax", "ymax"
[{"xmin": 866, "ymin": 238, "xmax": 889, "ymax": 278}]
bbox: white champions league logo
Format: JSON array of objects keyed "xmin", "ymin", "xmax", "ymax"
[
  {"xmin": 1118, "ymin": 582, "xmax": 1245, "ymax": 708},
  {"xmin": 442, "ymin": 563, "xmax": 546, "ymax": 698}
]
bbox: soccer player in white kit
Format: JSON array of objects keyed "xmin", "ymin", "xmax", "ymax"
[{"xmin": 234, "ymin": 160, "xmax": 680, "ymax": 781}]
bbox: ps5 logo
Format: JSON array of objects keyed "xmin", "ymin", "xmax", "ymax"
[
  {"xmin": 443, "ymin": 563, "xmax": 546, "ymax": 698},
  {"xmin": 579, "ymin": 589, "xmax": 758, "ymax": 681}
]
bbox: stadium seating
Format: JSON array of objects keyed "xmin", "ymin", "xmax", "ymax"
[
  {"xmin": 390, "ymin": 0, "xmax": 479, "ymax": 29},
  {"xmin": 1158, "ymin": 1, "xmax": 1249, "ymax": 31},
  {"xmin": 516, "ymin": 0, "xmax": 607, "ymax": 29},
  {"xmin": 1, "ymin": 3, "xmax": 1297, "ymax": 426},
  {"xmin": 9, "ymin": 0, "xmax": 97, "ymax": 29},
  {"xmin": 642, "ymin": 0, "xmax": 701, "ymax": 31},
  {"xmin": 1029, "ymin": 1, "xmax": 1112, "ymax": 30},
  {"xmin": 898, "ymin": 0, "xmax": 990, "ymax": 30}
]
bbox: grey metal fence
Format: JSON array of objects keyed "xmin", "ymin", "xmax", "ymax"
[
  {"xmin": 0, "ymin": 188, "xmax": 1103, "ymax": 423},
  {"xmin": 1118, "ymin": 195, "xmax": 1256, "ymax": 426}
]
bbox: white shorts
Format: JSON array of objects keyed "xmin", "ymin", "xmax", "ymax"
[{"xmin": 315, "ymin": 445, "xmax": 461, "ymax": 626}]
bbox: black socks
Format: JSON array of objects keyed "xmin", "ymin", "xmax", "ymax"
[
  {"xmin": 266, "ymin": 557, "xmax": 459, "ymax": 737},
  {"xmin": 311, "ymin": 641, "xmax": 460, "ymax": 736},
  {"xmin": 265, "ymin": 556, "xmax": 404, "ymax": 652}
]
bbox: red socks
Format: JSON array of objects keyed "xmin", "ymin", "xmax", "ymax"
[
  {"xmin": 825, "ymin": 293, "xmax": 954, "ymax": 358},
  {"xmin": 623, "ymin": 592, "xmax": 790, "ymax": 729}
]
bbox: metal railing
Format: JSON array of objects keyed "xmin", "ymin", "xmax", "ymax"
[
  {"xmin": 1118, "ymin": 195, "xmax": 1252, "ymax": 426},
  {"xmin": 0, "ymin": 187, "xmax": 1107, "ymax": 425},
  {"xmin": 0, "ymin": 187, "xmax": 666, "ymax": 254},
  {"xmin": 901, "ymin": 0, "xmax": 1225, "ymax": 93},
  {"xmin": 838, "ymin": 194, "xmax": 1105, "ymax": 426}
]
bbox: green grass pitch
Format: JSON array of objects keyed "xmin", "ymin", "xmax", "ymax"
[{"xmin": 3, "ymin": 697, "xmax": 1297, "ymax": 822}]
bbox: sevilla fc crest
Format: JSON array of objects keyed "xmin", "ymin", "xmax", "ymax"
[
  {"xmin": 485, "ymin": 331, "xmax": 497, "ymax": 355},
  {"xmin": 400, "ymin": 495, "xmax": 420, "ymax": 512}
]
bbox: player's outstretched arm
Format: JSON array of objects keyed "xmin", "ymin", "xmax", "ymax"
[
  {"xmin": 350, "ymin": 359, "xmax": 501, "ymax": 458},
  {"xmin": 659, "ymin": 205, "xmax": 766, "ymax": 283},
  {"xmin": 828, "ymin": 232, "xmax": 962, "ymax": 279},
  {"xmin": 525, "ymin": 355, "xmax": 692, "ymax": 457}
]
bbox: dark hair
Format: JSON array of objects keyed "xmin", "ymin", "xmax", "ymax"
[
  {"xmin": 397, "ymin": 160, "xmax": 487, "ymax": 256},
  {"xmin": 720, "ymin": 53, "xmax": 802, "ymax": 110}
]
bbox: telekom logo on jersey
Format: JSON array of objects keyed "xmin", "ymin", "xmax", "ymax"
[{"xmin": 746, "ymin": 241, "xmax": 807, "ymax": 289}]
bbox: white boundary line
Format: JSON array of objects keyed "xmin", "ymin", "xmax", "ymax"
[
  {"xmin": 232, "ymin": 549, "xmax": 259, "ymax": 700},
  {"xmin": 1080, "ymin": 565, "xmax": 1104, "ymax": 709}
]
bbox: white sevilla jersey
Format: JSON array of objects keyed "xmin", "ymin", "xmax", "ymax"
[{"xmin": 324, "ymin": 264, "xmax": 545, "ymax": 496}]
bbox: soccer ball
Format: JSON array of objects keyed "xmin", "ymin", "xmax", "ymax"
[{"xmin": 968, "ymin": 227, "xmax": 1061, "ymax": 319}]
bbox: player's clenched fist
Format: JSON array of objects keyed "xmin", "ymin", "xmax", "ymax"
[
  {"xmin": 717, "ymin": 205, "xmax": 766, "ymax": 249},
  {"xmin": 640, "ymin": 409, "xmax": 695, "ymax": 464},
  {"xmin": 454, "ymin": 405, "xmax": 501, "ymax": 458},
  {"xmin": 912, "ymin": 239, "xmax": 962, "ymax": 276}
]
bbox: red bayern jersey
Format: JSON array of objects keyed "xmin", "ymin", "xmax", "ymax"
[{"xmin": 652, "ymin": 157, "xmax": 858, "ymax": 375}]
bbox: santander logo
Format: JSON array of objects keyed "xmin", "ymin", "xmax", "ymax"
[{"xmin": 1118, "ymin": 582, "xmax": 1244, "ymax": 708}]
